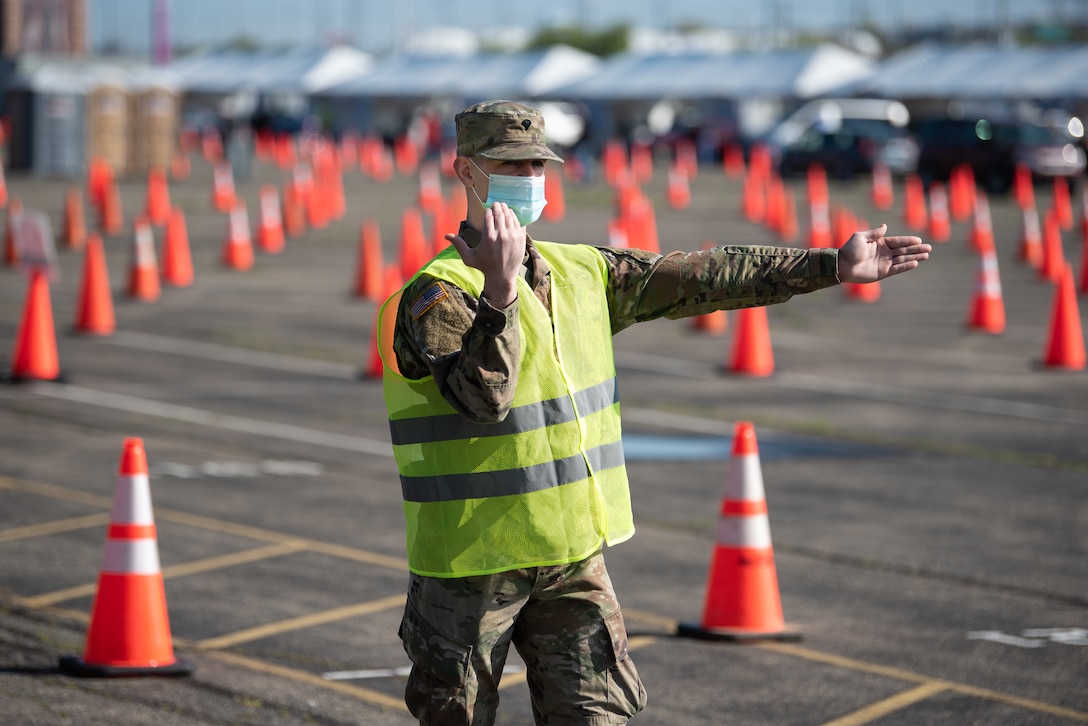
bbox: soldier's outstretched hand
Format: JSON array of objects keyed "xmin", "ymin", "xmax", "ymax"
[{"xmin": 837, "ymin": 224, "xmax": 931, "ymax": 284}]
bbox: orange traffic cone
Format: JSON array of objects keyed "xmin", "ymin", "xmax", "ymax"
[
  {"xmin": 431, "ymin": 198, "xmax": 456, "ymax": 257},
  {"xmin": 676, "ymin": 138, "xmax": 698, "ymax": 180},
  {"xmin": 256, "ymin": 185, "xmax": 285, "ymax": 254},
  {"xmin": 145, "ymin": 168, "xmax": 171, "ymax": 227},
  {"xmin": 1040, "ymin": 209, "xmax": 1066, "ymax": 284},
  {"xmin": 1012, "ymin": 163, "xmax": 1035, "ymax": 211},
  {"xmin": 1043, "ymin": 263, "xmax": 1086, "ymax": 370},
  {"xmin": 845, "ymin": 279, "xmax": 882, "ymax": 303},
  {"xmin": 1053, "ymin": 177, "xmax": 1073, "ymax": 231},
  {"xmin": 222, "ymin": 203, "xmax": 254, "ymax": 271},
  {"xmin": 101, "ymin": 180, "xmax": 124, "ymax": 237},
  {"xmin": 629, "ymin": 143, "xmax": 653, "ymax": 184},
  {"xmin": 64, "ymin": 186, "xmax": 87, "ymax": 250},
  {"xmin": 211, "ymin": 164, "xmax": 236, "ymax": 213},
  {"xmin": 727, "ymin": 307, "xmax": 774, "ymax": 377},
  {"xmin": 677, "ymin": 421, "xmax": 800, "ymax": 642},
  {"xmin": 927, "ymin": 182, "xmax": 951, "ymax": 243},
  {"xmin": 398, "ymin": 207, "xmax": 430, "ymax": 281},
  {"xmin": 282, "ymin": 180, "xmax": 306, "ymax": 238},
  {"xmin": 805, "ymin": 165, "xmax": 831, "ymax": 248},
  {"xmin": 967, "ymin": 245, "xmax": 1006, "ymax": 334},
  {"xmin": 1019, "ymin": 205, "xmax": 1043, "ymax": 269},
  {"xmin": 691, "ymin": 308, "xmax": 728, "ymax": 335},
  {"xmin": 161, "ymin": 207, "xmax": 194, "ymax": 288},
  {"xmin": 543, "ymin": 169, "xmax": 566, "ymax": 222},
  {"xmin": 722, "ymin": 143, "xmax": 745, "ymax": 179},
  {"xmin": 630, "ymin": 193, "xmax": 661, "ymax": 254},
  {"xmin": 831, "ymin": 205, "xmax": 857, "ymax": 250},
  {"xmin": 59, "ymin": 438, "xmax": 194, "ymax": 677},
  {"xmin": 74, "ymin": 234, "xmax": 116, "ymax": 335},
  {"xmin": 666, "ymin": 163, "xmax": 691, "ymax": 210},
  {"xmin": 949, "ymin": 164, "xmax": 976, "ymax": 222},
  {"xmin": 418, "ymin": 162, "xmax": 443, "ymax": 215},
  {"xmin": 870, "ymin": 162, "xmax": 893, "ymax": 210},
  {"xmin": 969, "ymin": 192, "xmax": 995, "ymax": 254},
  {"xmin": 127, "ymin": 216, "xmax": 161, "ymax": 302},
  {"xmin": 354, "ymin": 219, "xmax": 385, "ymax": 301},
  {"xmin": 87, "ymin": 159, "xmax": 110, "ymax": 219},
  {"xmin": 742, "ymin": 169, "xmax": 766, "ymax": 224},
  {"xmin": 779, "ymin": 187, "xmax": 798, "ymax": 244},
  {"xmin": 903, "ymin": 174, "xmax": 927, "ymax": 231},
  {"xmin": 763, "ymin": 176, "xmax": 785, "ymax": 235},
  {"xmin": 9, "ymin": 269, "xmax": 62, "ymax": 381}
]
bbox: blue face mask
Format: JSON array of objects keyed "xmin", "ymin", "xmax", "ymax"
[{"xmin": 471, "ymin": 160, "xmax": 548, "ymax": 227}]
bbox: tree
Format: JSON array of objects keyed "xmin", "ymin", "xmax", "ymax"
[{"xmin": 527, "ymin": 24, "xmax": 629, "ymax": 56}]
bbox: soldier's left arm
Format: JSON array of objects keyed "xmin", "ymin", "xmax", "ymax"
[{"xmin": 597, "ymin": 245, "xmax": 841, "ymax": 334}]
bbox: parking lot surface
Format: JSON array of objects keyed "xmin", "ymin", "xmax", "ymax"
[{"xmin": 1, "ymin": 153, "xmax": 1086, "ymax": 725}]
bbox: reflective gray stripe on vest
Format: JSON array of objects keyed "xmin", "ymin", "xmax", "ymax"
[
  {"xmin": 389, "ymin": 377, "xmax": 618, "ymax": 446},
  {"xmin": 401, "ymin": 440, "xmax": 625, "ymax": 503}
]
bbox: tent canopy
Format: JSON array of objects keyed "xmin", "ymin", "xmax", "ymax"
[
  {"xmin": 319, "ymin": 44, "xmax": 600, "ymax": 99},
  {"xmin": 554, "ymin": 44, "xmax": 874, "ymax": 101},
  {"xmin": 168, "ymin": 45, "xmax": 372, "ymax": 95},
  {"xmin": 846, "ymin": 43, "xmax": 1088, "ymax": 101}
]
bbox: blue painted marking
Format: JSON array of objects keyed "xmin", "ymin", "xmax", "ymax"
[{"xmin": 621, "ymin": 434, "xmax": 882, "ymax": 461}]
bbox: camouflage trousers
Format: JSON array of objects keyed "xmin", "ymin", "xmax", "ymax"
[{"xmin": 399, "ymin": 550, "xmax": 647, "ymax": 725}]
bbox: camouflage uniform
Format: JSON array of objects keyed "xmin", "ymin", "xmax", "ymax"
[
  {"xmin": 391, "ymin": 100, "xmax": 841, "ymax": 725},
  {"xmin": 400, "ymin": 550, "xmax": 645, "ymax": 725}
]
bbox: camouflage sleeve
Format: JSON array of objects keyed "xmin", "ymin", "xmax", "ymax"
[
  {"xmin": 598, "ymin": 245, "xmax": 840, "ymax": 334},
  {"xmin": 392, "ymin": 273, "xmax": 520, "ymax": 423}
]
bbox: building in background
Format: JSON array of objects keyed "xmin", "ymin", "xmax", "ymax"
[{"xmin": 2, "ymin": 0, "xmax": 87, "ymax": 57}]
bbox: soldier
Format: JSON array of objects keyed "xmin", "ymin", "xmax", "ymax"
[{"xmin": 379, "ymin": 100, "xmax": 931, "ymax": 725}]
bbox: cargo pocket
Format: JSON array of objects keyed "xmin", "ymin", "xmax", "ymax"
[
  {"xmin": 399, "ymin": 598, "xmax": 473, "ymax": 685},
  {"xmin": 603, "ymin": 610, "xmax": 647, "ymax": 721}
]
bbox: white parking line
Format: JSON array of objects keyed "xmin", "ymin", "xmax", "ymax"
[
  {"xmin": 31, "ymin": 382, "xmax": 394, "ymax": 457},
  {"xmin": 105, "ymin": 330, "xmax": 359, "ymax": 379}
]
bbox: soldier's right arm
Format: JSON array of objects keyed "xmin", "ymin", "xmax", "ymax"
[{"xmin": 393, "ymin": 274, "xmax": 521, "ymax": 423}]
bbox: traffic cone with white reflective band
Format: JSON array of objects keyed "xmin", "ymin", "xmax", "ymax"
[
  {"xmin": 1019, "ymin": 205, "xmax": 1043, "ymax": 269},
  {"xmin": 870, "ymin": 162, "xmax": 893, "ymax": 210},
  {"xmin": 678, "ymin": 422, "xmax": 800, "ymax": 642},
  {"xmin": 927, "ymin": 182, "xmax": 951, "ymax": 243},
  {"xmin": 60, "ymin": 438, "xmax": 193, "ymax": 677},
  {"xmin": 967, "ymin": 243, "xmax": 1006, "ymax": 334},
  {"xmin": 222, "ymin": 203, "xmax": 254, "ymax": 271},
  {"xmin": 256, "ymin": 185, "xmax": 285, "ymax": 254},
  {"xmin": 127, "ymin": 215, "xmax": 161, "ymax": 302}
]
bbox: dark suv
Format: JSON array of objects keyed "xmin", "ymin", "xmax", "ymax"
[{"xmin": 912, "ymin": 115, "xmax": 1085, "ymax": 193}]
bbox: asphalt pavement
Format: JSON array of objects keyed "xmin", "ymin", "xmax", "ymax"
[{"xmin": 1, "ymin": 151, "xmax": 1086, "ymax": 725}]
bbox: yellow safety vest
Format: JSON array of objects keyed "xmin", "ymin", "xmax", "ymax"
[{"xmin": 378, "ymin": 241, "xmax": 634, "ymax": 577}]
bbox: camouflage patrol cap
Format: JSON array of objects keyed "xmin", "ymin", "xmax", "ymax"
[{"xmin": 455, "ymin": 100, "xmax": 564, "ymax": 163}]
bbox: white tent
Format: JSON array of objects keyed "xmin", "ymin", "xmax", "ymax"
[
  {"xmin": 168, "ymin": 45, "xmax": 372, "ymax": 95},
  {"xmin": 320, "ymin": 45, "xmax": 600, "ymax": 100},
  {"xmin": 845, "ymin": 43, "xmax": 1088, "ymax": 101},
  {"xmin": 555, "ymin": 44, "xmax": 875, "ymax": 101}
]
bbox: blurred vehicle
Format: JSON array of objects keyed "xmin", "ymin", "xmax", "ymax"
[
  {"xmin": 764, "ymin": 98, "xmax": 918, "ymax": 178},
  {"xmin": 912, "ymin": 109, "xmax": 1086, "ymax": 193}
]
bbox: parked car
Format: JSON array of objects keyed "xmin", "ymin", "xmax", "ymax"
[
  {"xmin": 764, "ymin": 98, "xmax": 919, "ymax": 178},
  {"xmin": 912, "ymin": 111, "xmax": 1086, "ymax": 193}
]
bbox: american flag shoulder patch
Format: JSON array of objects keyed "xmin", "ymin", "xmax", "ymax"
[{"xmin": 409, "ymin": 282, "xmax": 448, "ymax": 319}]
